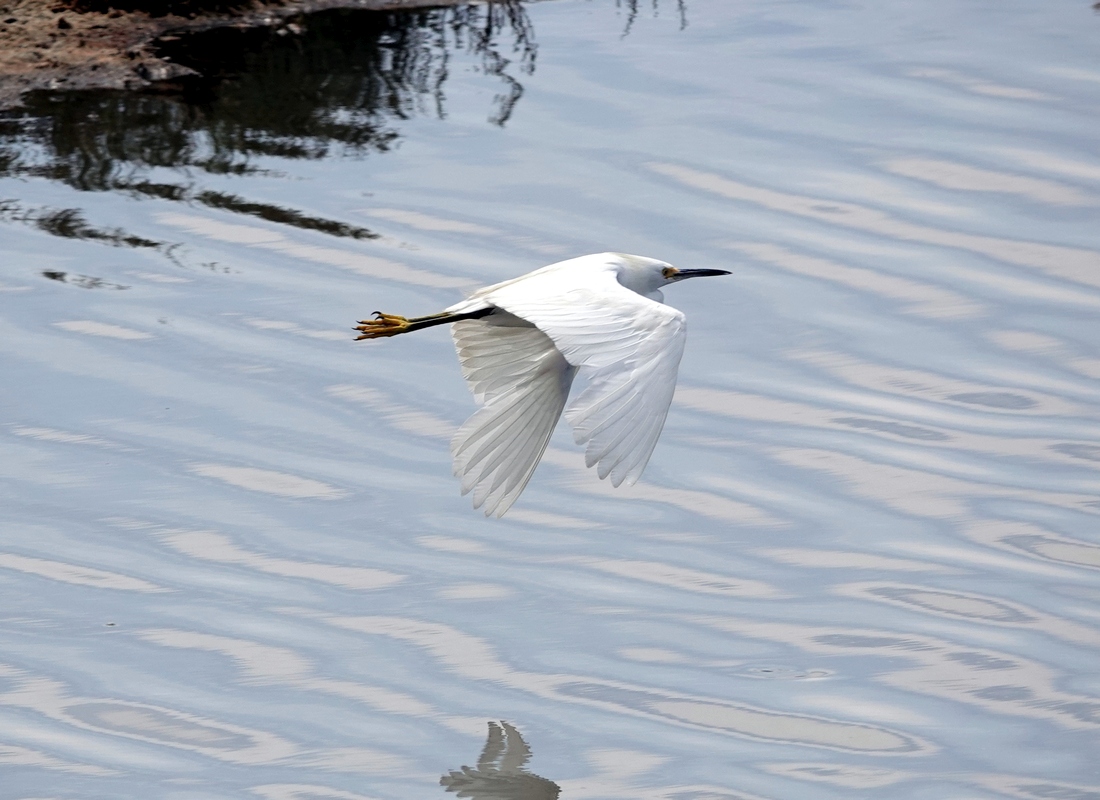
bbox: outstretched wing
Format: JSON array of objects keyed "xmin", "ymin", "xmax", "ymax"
[
  {"xmin": 484, "ymin": 269, "xmax": 686, "ymax": 488},
  {"xmin": 451, "ymin": 313, "xmax": 575, "ymax": 517}
]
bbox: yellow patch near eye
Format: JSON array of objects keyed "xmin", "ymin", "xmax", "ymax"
[{"xmin": 662, "ymin": 267, "xmax": 679, "ymax": 279}]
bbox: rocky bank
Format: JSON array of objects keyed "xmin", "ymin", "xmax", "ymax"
[{"xmin": 0, "ymin": 0, "xmax": 475, "ymax": 110}]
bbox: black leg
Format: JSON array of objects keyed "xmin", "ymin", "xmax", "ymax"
[{"xmin": 355, "ymin": 306, "xmax": 494, "ymax": 340}]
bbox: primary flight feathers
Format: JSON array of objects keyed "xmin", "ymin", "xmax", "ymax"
[{"xmin": 355, "ymin": 252, "xmax": 730, "ymax": 516}]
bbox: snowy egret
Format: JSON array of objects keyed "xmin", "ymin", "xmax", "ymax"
[{"xmin": 355, "ymin": 252, "xmax": 730, "ymax": 516}]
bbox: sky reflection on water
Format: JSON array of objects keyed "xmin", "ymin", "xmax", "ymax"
[{"xmin": 1, "ymin": 0, "xmax": 1099, "ymax": 797}]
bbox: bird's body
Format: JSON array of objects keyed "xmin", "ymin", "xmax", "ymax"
[{"xmin": 355, "ymin": 252, "xmax": 730, "ymax": 516}]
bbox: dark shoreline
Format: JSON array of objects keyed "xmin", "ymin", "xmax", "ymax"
[{"xmin": 0, "ymin": 0, "xmax": 486, "ymax": 110}]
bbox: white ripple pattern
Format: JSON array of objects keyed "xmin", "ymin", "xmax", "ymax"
[{"xmin": 0, "ymin": 0, "xmax": 1098, "ymax": 798}]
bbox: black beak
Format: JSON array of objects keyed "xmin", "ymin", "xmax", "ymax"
[{"xmin": 670, "ymin": 268, "xmax": 732, "ymax": 281}]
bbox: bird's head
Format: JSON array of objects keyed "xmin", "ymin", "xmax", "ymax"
[
  {"xmin": 612, "ymin": 253, "xmax": 731, "ymax": 299},
  {"xmin": 660, "ymin": 265, "xmax": 733, "ymax": 283}
]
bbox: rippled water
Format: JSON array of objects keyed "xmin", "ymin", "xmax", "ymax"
[{"xmin": 2, "ymin": 0, "xmax": 1099, "ymax": 796}]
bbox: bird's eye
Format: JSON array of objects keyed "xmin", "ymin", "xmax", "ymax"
[{"xmin": 662, "ymin": 267, "xmax": 678, "ymax": 279}]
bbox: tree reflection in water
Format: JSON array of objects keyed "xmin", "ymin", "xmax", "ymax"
[
  {"xmin": 441, "ymin": 721, "xmax": 560, "ymax": 800},
  {"xmin": 0, "ymin": 2, "xmax": 537, "ymax": 193},
  {"xmin": 617, "ymin": 0, "xmax": 688, "ymax": 36}
]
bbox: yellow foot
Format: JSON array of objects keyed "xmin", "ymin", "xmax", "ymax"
[{"xmin": 354, "ymin": 311, "xmax": 410, "ymax": 340}]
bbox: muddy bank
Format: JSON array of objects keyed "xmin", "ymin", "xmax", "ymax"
[{"xmin": 0, "ymin": 0, "xmax": 483, "ymax": 110}]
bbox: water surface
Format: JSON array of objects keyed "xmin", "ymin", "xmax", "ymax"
[{"xmin": 1, "ymin": 1, "xmax": 1099, "ymax": 797}]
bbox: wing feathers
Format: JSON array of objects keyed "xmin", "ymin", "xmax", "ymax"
[
  {"xmin": 458, "ymin": 388, "xmax": 547, "ymax": 481},
  {"xmin": 448, "ymin": 256, "xmax": 689, "ymax": 514},
  {"xmin": 451, "ymin": 318, "xmax": 574, "ymax": 517},
  {"xmin": 484, "ymin": 265, "xmax": 687, "ymax": 490}
]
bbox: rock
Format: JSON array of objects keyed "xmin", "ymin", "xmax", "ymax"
[{"xmin": 135, "ymin": 60, "xmax": 199, "ymax": 81}]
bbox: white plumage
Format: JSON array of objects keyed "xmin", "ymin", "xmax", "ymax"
[{"xmin": 355, "ymin": 252, "xmax": 730, "ymax": 516}]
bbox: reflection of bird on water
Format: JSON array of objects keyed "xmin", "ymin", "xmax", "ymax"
[
  {"xmin": 355, "ymin": 252, "xmax": 730, "ymax": 517},
  {"xmin": 440, "ymin": 720, "xmax": 560, "ymax": 799}
]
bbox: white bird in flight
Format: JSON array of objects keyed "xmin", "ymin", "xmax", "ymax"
[{"xmin": 355, "ymin": 252, "xmax": 730, "ymax": 517}]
